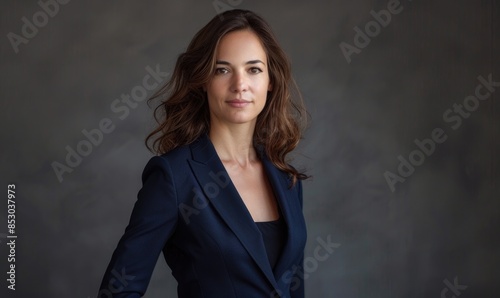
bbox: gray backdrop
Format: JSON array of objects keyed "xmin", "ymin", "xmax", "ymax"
[{"xmin": 1, "ymin": 0, "xmax": 498, "ymax": 297}]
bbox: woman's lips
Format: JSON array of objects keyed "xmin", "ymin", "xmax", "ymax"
[{"xmin": 226, "ymin": 99, "xmax": 251, "ymax": 108}]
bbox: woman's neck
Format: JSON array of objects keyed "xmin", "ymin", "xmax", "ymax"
[{"xmin": 209, "ymin": 122, "xmax": 258, "ymax": 167}]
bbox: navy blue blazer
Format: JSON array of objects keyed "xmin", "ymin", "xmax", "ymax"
[{"xmin": 98, "ymin": 134, "xmax": 307, "ymax": 297}]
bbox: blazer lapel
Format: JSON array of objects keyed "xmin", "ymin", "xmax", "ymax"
[
  {"xmin": 260, "ymin": 154, "xmax": 307, "ymax": 280},
  {"xmin": 187, "ymin": 134, "xmax": 279, "ymax": 290}
]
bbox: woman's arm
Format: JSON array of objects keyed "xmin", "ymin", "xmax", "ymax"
[
  {"xmin": 290, "ymin": 179, "xmax": 305, "ymax": 298},
  {"xmin": 98, "ymin": 156, "xmax": 178, "ymax": 297}
]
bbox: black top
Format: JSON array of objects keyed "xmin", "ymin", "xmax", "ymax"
[{"xmin": 255, "ymin": 215, "xmax": 287, "ymax": 269}]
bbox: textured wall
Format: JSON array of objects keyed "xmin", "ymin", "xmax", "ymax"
[{"xmin": 0, "ymin": 0, "xmax": 498, "ymax": 297}]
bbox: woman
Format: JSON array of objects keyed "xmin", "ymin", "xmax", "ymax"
[{"xmin": 98, "ymin": 9, "xmax": 309, "ymax": 298}]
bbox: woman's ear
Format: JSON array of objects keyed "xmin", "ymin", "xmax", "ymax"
[{"xmin": 267, "ymin": 82, "xmax": 273, "ymax": 92}]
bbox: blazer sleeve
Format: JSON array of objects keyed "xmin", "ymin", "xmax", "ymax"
[
  {"xmin": 98, "ymin": 156, "xmax": 178, "ymax": 297},
  {"xmin": 290, "ymin": 179, "xmax": 305, "ymax": 298}
]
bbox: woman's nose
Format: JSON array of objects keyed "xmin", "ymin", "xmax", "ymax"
[{"xmin": 231, "ymin": 71, "xmax": 248, "ymax": 93}]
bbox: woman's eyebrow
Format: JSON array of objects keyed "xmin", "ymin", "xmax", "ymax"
[{"xmin": 215, "ymin": 59, "xmax": 266, "ymax": 65}]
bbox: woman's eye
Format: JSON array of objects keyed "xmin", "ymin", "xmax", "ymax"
[
  {"xmin": 249, "ymin": 67, "xmax": 263, "ymax": 74},
  {"xmin": 215, "ymin": 68, "xmax": 228, "ymax": 75}
]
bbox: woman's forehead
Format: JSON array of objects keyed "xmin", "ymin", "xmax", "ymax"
[{"xmin": 215, "ymin": 30, "xmax": 267, "ymax": 63}]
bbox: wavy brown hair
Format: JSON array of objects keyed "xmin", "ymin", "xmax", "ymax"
[{"xmin": 146, "ymin": 9, "xmax": 309, "ymax": 185}]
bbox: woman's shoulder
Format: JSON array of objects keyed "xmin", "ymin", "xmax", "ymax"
[
  {"xmin": 140, "ymin": 144, "xmax": 192, "ymax": 182},
  {"xmin": 158, "ymin": 143, "xmax": 191, "ymax": 160},
  {"xmin": 149, "ymin": 135, "xmax": 206, "ymax": 167}
]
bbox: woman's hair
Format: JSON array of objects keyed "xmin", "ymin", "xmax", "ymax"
[{"xmin": 146, "ymin": 9, "xmax": 309, "ymax": 184}]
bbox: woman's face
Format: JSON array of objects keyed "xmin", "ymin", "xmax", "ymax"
[{"xmin": 205, "ymin": 29, "xmax": 272, "ymax": 128}]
